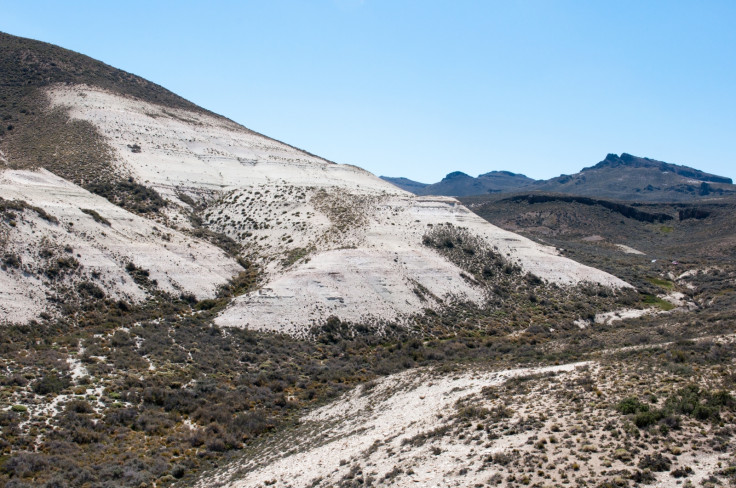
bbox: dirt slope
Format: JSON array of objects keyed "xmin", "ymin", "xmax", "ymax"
[
  {"xmin": 195, "ymin": 339, "xmax": 736, "ymax": 488},
  {"xmin": 0, "ymin": 84, "xmax": 628, "ymax": 334},
  {"xmin": 0, "ymin": 168, "xmax": 241, "ymax": 323}
]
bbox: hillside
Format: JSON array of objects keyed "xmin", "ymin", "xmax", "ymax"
[
  {"xmin": 461, "ymin": 192, "xmax": 736, "ymax": 301},
  {"xmin": 198, "ymin": 345, "xmax": 736, "ymax": 488},
  {"xmin": 462, "ymin": 193, "xmax": 736, "ymax": 260},
  {"xmin": 3, "ymin": 83, "xmax": 625, "ymax": 335},
  {"xmin": 0, "ymin": 169, "xmax": 241, "ymax": 323},
  {"xmin": 198, "ymin": 194, "xmax": 736, "ymax": 488},
  {"xmin": 379, "ymin": 176, "xmax": 429, "ymax": 193},
  {"xmin": 0, "ymin": 30, "xmax": 628, "ymax": 333}
]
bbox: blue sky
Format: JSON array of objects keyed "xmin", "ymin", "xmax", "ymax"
[{"xmin": 2, "ymin": 0, "xmax": 735, "ymax": 182}]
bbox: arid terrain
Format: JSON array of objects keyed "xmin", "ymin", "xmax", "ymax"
[{"xmin": 0, "ymin": 31, "xmax": 734, "ymax": 488}]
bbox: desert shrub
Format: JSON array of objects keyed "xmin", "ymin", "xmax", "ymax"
[
  {"xmin": 171, "ymin": 464, "xmax": 186, "ymax": 479},
  {"xmin": 617, "ymin": 384, "xmax": 732, "ymax": 431},
  {"xmin": 232, "ymin": 411, "xmax": 272, "ymax": 438},
  {"xmin": 204, "ymin": 422, "xmax": 240, "ymax": 451},
  {"xmin": 457, "ymin": 405, "xmax": 492, "ymax": 419},
  {"xmin": 638, "ymin": 453, "xmax": 671, "ymax": 472},
  {"xmin": 195, "ymin": 299, "xmax": 219, "ymax": 311},
  {"xmin": 634, "ymin": 409, "xmax": 664, "ymax": 428},
  {"xmin": 132, "ymin": 411, "xmax": 174, "ymax": 435},
  {"xmin": 176, "ymin": 192, "xmax": 197, "ymax": 207},
  {"xmin": 88, "ymin": 177, "xmax": 166, "ymax": 215},
  {"xmin": 33, "ymin": 373, "xmax": 71, "ymax": 395},
  {"xmin": 104, "ymin": 407, "xmax": 138, "ymax": 427},
  {"xmin": 1, "ymin": 373, "xmax": 28, "ymax": 387},
  {"xmin": 3, "ymin": 452, "xmax": 49, "ymax": 477},
  {"xmin": 65, "ymin": 399, "xmax": 93, "ymax": 414},
  {"xmin": 0, "ymin": 197, "xmax": 59, "ymax": 224},
  {"xmin": 617, "ymin": 397, "xmax": 648, "ymax": 415},
  {"xmin": 189, "ymin": 227, "xmax": 241, "ymax": 257},
  {"xmin": 80, "ymin": 208, "xmax": 111, "ymax": 226},
  {"xmin": 665, "ymin": 384, "xmax": 733, "ymax": 421},
  {"xmin": 281, "ymin": 246, "xmax": 311, "ymax": 267},
  {"xmin": 124, "ymin": 262, "xmax": 156, "ymax": 288},
  {"xmin": 490, "ymin": 452, "xmax": 514, "ymax": 466},
  {"xmin": 422, "ymin": 225, "xmax": 519, "ymax": 280},
  {"xmin": 110, "ymin": 330, "xmax": 133, "ymax": 347},
  {"xmin": 630, "ymin": 470, "xmax": 656, "ymax": 484},
  {"xmin": 2, "ymin": 253, "xmax": 21, "ymax": 269},
  {"xmin": 77, "ymin": 281, "xmax": 105, "ymax": 299},
  {"xmin": 671, "ymin": 466, "xmax": 693, "ymax": 478},
  {"xmin": 660, "ymin": 414, "xmax": 681, "ymax": 430},
  {"xmin": 44, "ymin": 256, "xmax": 80, "ymax": 279}
]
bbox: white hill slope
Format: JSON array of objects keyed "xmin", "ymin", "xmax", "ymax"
[
  {"xmin": 1, "ymin": 84, "xmax": 629, "ymax": 331},
  {"xmin": 195, "ymin": 355, "xmax": 729, "ymax": 488},
  {"xmin": 0, "ymin": 168, "xmax": 241, "ymax": 323}
]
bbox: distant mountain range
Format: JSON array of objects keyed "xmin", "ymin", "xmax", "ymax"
[
  {"xmin": 382, "ymin": 153, "xmax": 735, "ymax": 202},
  {"xmin": 382, "ymin": 170, "xmax": 535, "ymax": 196}
]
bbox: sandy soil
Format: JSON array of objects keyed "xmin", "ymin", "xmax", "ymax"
[
  {"xmin": 0, "ymin": 168, "xmax": 241, "ymax": 322},
  {"xmin": 195, "ymin": 362, "xmax": 590, "ymax": 488},
  {"xmin": 195, "ymin": 350, "xmax": 734, "ymax": 488},
  {"xmin": 615, "ymin": 244, "xmax": 646, "ymax": 255}
]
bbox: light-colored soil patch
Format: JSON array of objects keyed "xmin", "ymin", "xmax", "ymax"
[
  {"xmin": 595, "ymin": 308, "xmax": 657, "ymax": 325},
  {"xmin": 195, "ymin": 362, "xmax": 589, "ymax": 488},
  {"xmin": 48, "ymin": 85, "xmax": 400, "ymax": 195},
  {"xmin": 616, "ymin": 244, "xmax": 645, "ymax": 255},
  {"xmin": 0, "ymin": 168, "xmax": 241, "ymax": 322},
  {"xmin": 217, "ymin": 192, "xmax": 631, "ymax": 334},
  {"xmin": 196, "ymin": 343, "xmax": 736, "ymax": 488}
]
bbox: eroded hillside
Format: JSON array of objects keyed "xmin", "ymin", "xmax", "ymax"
[
  {"xmin": 0, "ymin": 169, "xmax": 240, "ymax": 323},
  {"xmin": 1, "ymin": 83, "xmax": 630, "ymax": 330},
  {"xmin": 197, "ymin": 337, "xmax": 736, "ymax": 488}
]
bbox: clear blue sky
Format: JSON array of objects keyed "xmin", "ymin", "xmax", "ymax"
[{"xmin": 2, "ymin": 0, "xmax": 735, "ymax": 182}]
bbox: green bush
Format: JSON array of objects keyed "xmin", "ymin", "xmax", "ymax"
[
  {"xmin": 616, "ymin": 397, "xmax": 649, "ymax": 415},
  {"xmin": 617, "ymin": 384, "xmax": 734, "ymax": 430},
  {"xmin": 634, "ymin": 409, "xmax": 664, "ymax": 428},
  {"xmin": 33, "ymin": 373, "xmax": 71, "ymax": 395}
]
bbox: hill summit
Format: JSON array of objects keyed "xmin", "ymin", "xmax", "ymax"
[
  {"xmin": 381, "ymin": 170, "xmax": 536, "ymax": 196},
  {"xmin": 531, "ymin": 152, "xmax": 735, "ymax": 201},
  {"xmin": 589, "ymin": 153, "xmax": 732, "ymax": 184}
]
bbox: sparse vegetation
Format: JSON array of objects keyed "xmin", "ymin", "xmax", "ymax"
[
  {"xmin": 80, "ymin": 207, "xmax": 111, "ymax": 226},
  {"xmin": 1, "ymin": 196, "xmax": 59, "ymax": 224},
  {"xmin": 88, "ymin": 177, "xmax": 167, "ymax": 215}
]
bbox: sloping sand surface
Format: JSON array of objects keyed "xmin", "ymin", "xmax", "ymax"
[{"xmin": 0, "ymin": 168, "xmax": 240, "ymax": 322}]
